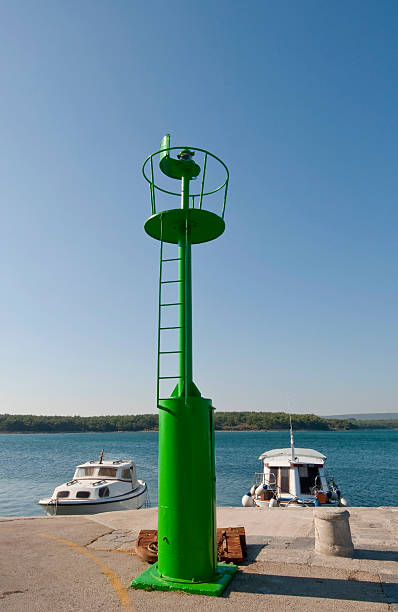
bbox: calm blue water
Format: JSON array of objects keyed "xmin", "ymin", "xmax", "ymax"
[{"xmin": 0, "ymin": 429, "xmax": 396, "ymax": 516}]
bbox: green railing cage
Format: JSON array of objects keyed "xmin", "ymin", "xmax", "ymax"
[{"xmin": 142, "ymin": 143, "xmax": 229, "ymax": 234}]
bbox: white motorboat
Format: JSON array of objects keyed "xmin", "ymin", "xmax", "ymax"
[
  {"xmin": 38, "ymin": 452, "xmax": 147, "ymax": 516},
  {"xmin": 242, "ymin": 421, "xmax": 347, "ymax": 508}
]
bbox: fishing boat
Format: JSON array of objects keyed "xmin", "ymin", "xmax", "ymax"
[
  {"xmin": 38, "ymin": 451, "xmax": 147, "ymax": 516},
  {"xmin": 242, "ymin": 421, "xmax": 347, "ymax": 508}
]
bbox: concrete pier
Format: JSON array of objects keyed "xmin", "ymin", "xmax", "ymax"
[{"xmin": 0, "ymin": 507, "xmax": 397, "ymax": 611}]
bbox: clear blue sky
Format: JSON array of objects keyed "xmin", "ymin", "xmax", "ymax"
[{"xmin": 1, "ymin": 1, "xmax": 397, "ymax": 416}]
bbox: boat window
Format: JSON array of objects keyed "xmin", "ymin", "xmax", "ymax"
[
  {"xmin": 76, "ymin": 491, "xmax": 90, "ymax": 498},
  {"xmin": 121, "ymin": 468, "xmax": 132, "ymax": 480},
  {"xmin": 98, "ymin": 486, "xmax": 110, "ymax": 498},
  {"xmin": 75, "ymin": 467, "xmax": 96, "ymax": 477},
  {"xmin": 299, "ymin": 465, "xmax": 320, "ymax": 494},
  {"xmin": 56, "ymin": 491, "xmax": 70, "ymax": 498},
  {"xmin": 268, "ymin": 471, "xmax": 277, "ymax": 486},
  {"xmin": 278, "ymin": 467, "xmax": 290, "ymax": 493},
  {"xmin": 98, "ymin": 467, "xmax": 117, "ymax": 478}
]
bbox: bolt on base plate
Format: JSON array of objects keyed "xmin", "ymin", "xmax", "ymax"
[{"xmin": 130, "ymin": 562, "xmax": 237, "ymax": 597}]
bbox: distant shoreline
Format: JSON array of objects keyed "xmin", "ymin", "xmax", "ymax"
[
  {"xmin": 0, "ymin": 427, "xmax": 397, "ymax": 435},
  {"xmin": 1, "ymin": 411, "xmax": 396, "ymax": 435}
]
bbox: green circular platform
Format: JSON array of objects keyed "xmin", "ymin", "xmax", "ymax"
[{"xmin": 144, "ymin": 209, "xmax": 225, "ymax": 244}]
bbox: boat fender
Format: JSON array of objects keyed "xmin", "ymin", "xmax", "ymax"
[
  {"xmin": 250, "ymin": 485, "xmax": 256, "ymax": 496},
  {"xmin": 242, "ymin": 493, "xmax": 255, "ymax": 507},
  {"xmin": 339, "ymin": 497, "xmax": 348, "ymax": 507},
  {"xmin": 269, "ymin": 497, "xmax": 278, "ymax": 508},
  {"xmin": 255, "ymin": 483, "xmax": 267, "ymax": 497}
]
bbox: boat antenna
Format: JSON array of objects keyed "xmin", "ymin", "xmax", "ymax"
[
  {"xmin": 289, "ymin": 416, "xmax": 295, "ymax": 461},
  {"xmin": 98, "ymin": 449, "xmax": 104, "ymax": 464}
]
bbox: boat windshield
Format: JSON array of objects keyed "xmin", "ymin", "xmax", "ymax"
[
  {"xmin": 97, "ymin": 467, "xmax": 117, "ymax": 477},
  {"xmin": 75, "ymin": 467, "xmax": 96, "ymax": 477},
  {"xmin": 75, "ymin": 466, "xmax": 118, "ymax": 478}
]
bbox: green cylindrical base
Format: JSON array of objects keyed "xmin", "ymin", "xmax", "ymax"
[
  {"xmin": 157, "ymin": 396, "xmax": 216, "ymax": 583},
  {"xmin": 131, "ymin": 563, "xmax": 237, "ymax": 596}
]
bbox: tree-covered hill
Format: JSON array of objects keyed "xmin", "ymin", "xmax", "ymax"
[{"xmin": 0, "ymin": 412, "xmax": 396, "ymax": 433}]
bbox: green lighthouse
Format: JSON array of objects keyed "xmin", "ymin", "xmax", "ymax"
[{"xmin": 131, "ymin": 135, "xmax": 236, "ymax": 595}]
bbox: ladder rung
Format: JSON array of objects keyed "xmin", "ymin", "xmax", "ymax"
[
  {"xmin": 159, "ymin": 375, "xmax": 183, "ymax": 379},
  {"xmin": 161, "ymin": 302, "xmax": 182, "ymax": 306},
  {"xmin": 159, "ymin": 350, "xmax": 182, "ymax": 354},
  {"xmin": 160, "ymin": 326, "xmax": 183, "ymax": 330},
  {"xmin": 161, "ymin": 280, "xmax": 182, "ymax": 284},
  {"xmin": 162, "ymin": 258, "xmax": 182, "ymax": 262}
]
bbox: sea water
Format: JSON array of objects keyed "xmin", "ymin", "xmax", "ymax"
[{"xmin": 0, "ymin": 429, "xmax": 396, "ymax": 516}]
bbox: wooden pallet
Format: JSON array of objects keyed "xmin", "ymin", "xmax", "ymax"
[
  {"xmin": 217, "ymin": 526, "xmax": 247, "ymax": 564},
  {"xmin": 135, "ymin": 526, "xmax": 247, "ymax": 565}
]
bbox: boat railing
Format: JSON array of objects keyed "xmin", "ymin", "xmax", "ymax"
[{"xmin": 254, "ymin": 472, "xmax": 277, "ymax": 488}]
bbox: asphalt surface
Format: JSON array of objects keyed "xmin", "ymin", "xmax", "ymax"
[{"xmin": 0, "ymin": 507, "xmax": 396, "ymax": 611}]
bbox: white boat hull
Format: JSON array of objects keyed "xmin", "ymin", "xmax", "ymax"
[
  {"xmin": 39, "ymin": 481, "xmax": 147, "ymax": 516},
  {"xmin": 255, "ymin": 498, "xmax": 340, "ymax": 508}
]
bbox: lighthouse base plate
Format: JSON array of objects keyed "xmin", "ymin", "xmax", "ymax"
[
  {"xmin": 130, "ymin": 562, "xmax": 237, "ymax": 597},
  {"xmin": 144, "ymin": 208, "xmax": 225, "ymax": 244}
]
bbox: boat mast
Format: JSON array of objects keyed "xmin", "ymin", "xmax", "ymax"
[{"xmin": 290, "ymin": 416, "xmax": 295, "ymax": 462}]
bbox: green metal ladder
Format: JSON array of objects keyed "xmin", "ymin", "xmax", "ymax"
[{"xmin": 156, "ymin": 214, "xmax": 187, "ymax": 407}]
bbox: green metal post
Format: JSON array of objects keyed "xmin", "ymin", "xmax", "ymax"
[{"xmin": 178, "ymin": 176, "xmax": 192, "ymax": 397}]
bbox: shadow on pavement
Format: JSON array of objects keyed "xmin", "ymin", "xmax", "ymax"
[
  {"xmin": 226, "ymin": 571, "xmax": 386, "ymax": 602},
  {"xmin": 355, "ymin": 549, "xmax": 398, "ymax": 561},
  {"xmin": 245, "ymin": 544, "xmax": 267, "ymax": 562}
]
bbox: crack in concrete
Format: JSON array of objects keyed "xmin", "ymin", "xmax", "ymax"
[
  {"xmin": 88, "ymin": 547, "xmax": 137, "ymax": 555},
  {"xmin": 0, "ymin": 590, "xmax": 25, "ymax": 599},
  {"xmin": 84, "ymin": 529, "xmax": 114, "ymax": 547}
]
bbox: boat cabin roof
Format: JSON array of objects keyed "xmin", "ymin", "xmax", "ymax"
[
  {"xmin": 258, "ymin": 448, "xmax": 326, "ymax": 466},
  {"xmin": 76, "ymin": 459, "xmax": 135, "ymax": 469}
]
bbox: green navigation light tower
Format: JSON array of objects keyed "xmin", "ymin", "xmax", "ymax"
[{"xmin": 131, "ymin": 135, "xmax": 236, "ymax": 596}]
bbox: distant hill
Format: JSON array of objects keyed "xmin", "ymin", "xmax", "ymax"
[{"xmin": 326, "ymin": 413, "xmax": 398, "ymax": 421}]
